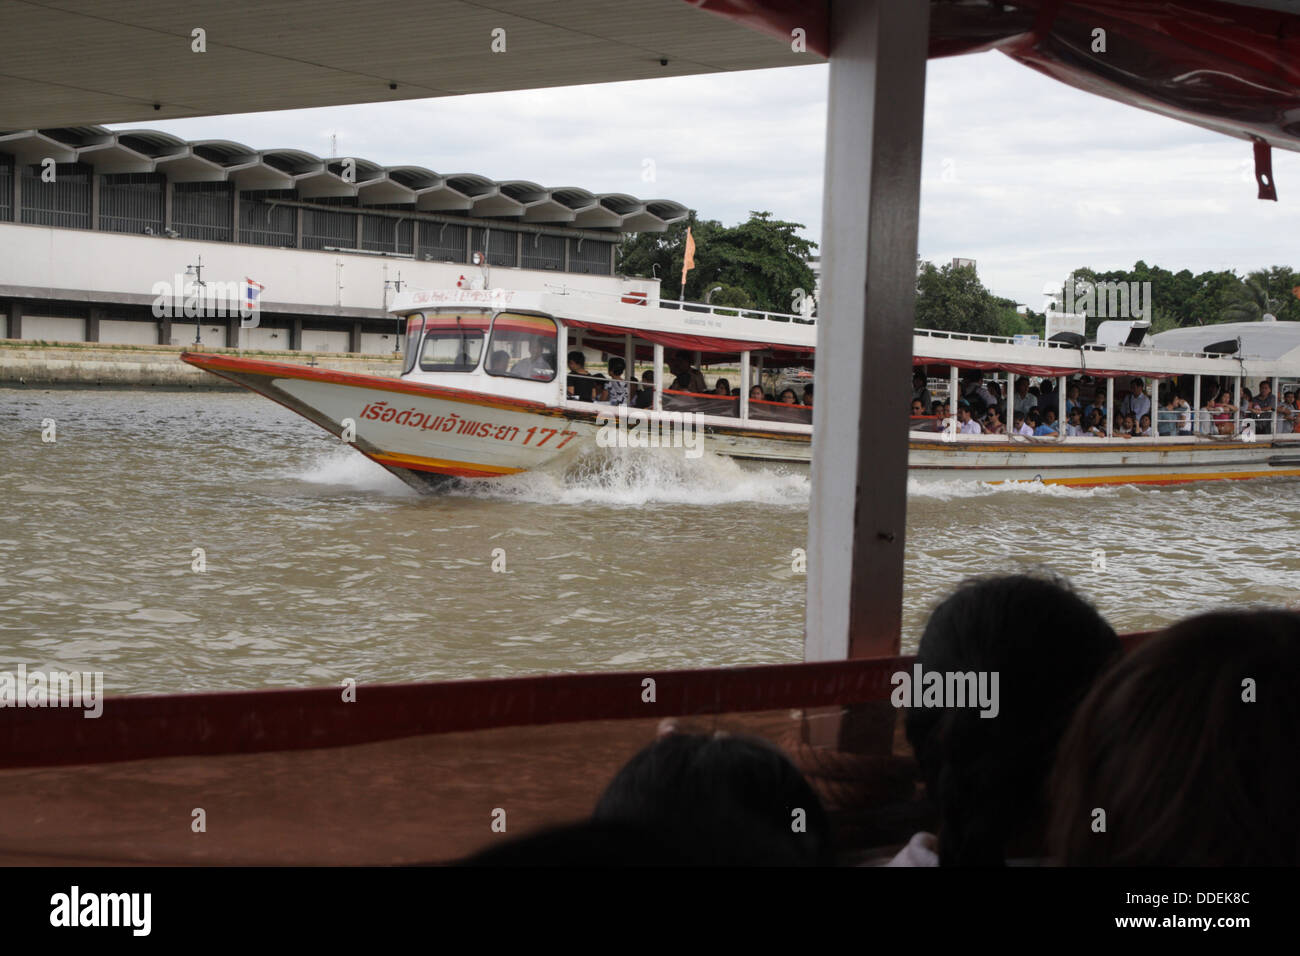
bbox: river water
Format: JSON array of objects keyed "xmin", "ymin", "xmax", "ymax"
[{"xmin": 3, "ymin": 388, "xmax": 1297, "ymax": 695}]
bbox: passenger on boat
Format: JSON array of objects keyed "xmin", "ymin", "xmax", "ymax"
[
  {"xmin": 749, "ymin": 385, "xmax": 765, "ymax": 403},
  {"xmin": 912, "ymin": 371, "xmax": 932, "ymax": 411},
  {"xmin": 1279, "ymin": 391, "xmax": 1298, "ymax": 434},
  {"xmin": 487, "ymin": 349, "xmax": 510, "ymax": 374},
  {"xmin": 1137, "ymin": 413, "xmax": 1153, "ymax": 437},
  {"xmin": 910, "ymin": 399, "xmax": 925, "ymax": 417},
  {"xmin": 1049, "ymin": 609, "xmax": 1300, "ymax": 866},
  {"xmin": 1033, "ymin": 409, "xmax": 1058, "ymax": 436},
  {"xmin": 984, "ymin": 405, "xmax": 1005, "ymax": 435},
  {"xmin": 957, "ymin": 404, "xmax": 982, "ymax": 434},
  {"xmin": 1082, "ymin": 409, "xmax": 1104, "ymax": 437},
  {"xmin": 1119, "ymin": 411, "xmax": 1137, "ymax": 437},
  {"xmin": 1207, "ymin": 390, "xmax": 1236, "ymax": 435},
  {"xmin": 667, "ymin": 349, "xmax": 707, "ymax": 393},
  {"xmin": 1014, "ymin": 378, "xmax": 1036, "ymax": 418},
  {"xmin": 1064, "ymin": 408, "xmax": 1084, "ymax": 437},
  {"xmin": 1013, "ymin": 412, "xmax": 1032, "ymax": 437},
  {"xmin": 1121, "ymin": 378, "xmax": 1151, "ymax": 421},
  {"xmin": 602, "ymin": 357, "xmax": 630, "ymax": 405},
  {"xmin": 1065, "ymin": 383, "xmax": 1082, "ymax": 417},
  {"xmin": 1037, "ymin": 378, "xmax": 1056, "ymax": 414},
  {"xmin": 1158, "ymin": 393, "xmax": 1192, "ymax": 436},
  {"xmin": 592, "ymin": 731, "xmax": 834, "ymax": 866},
  {"xmin": 891, "ymin": 574, "xmax": 1120, "ymax": 866},
  {"xmin": 974, "ymin": 378, "xmax": 997, "ymax": 410},
  {"xmin": 566, "ymin": 351, "xmax": 604, "ymax": 402},
  {"xmin": 779, "ymin": 388, "xmax": 798, "ymax": 405},
  {"xmin": 1251, "ymin": 381, "xmax": 1276, "ymax": 435},
  {"xmin": 803, "ymin": 384, "xmax": 813, "ymax": 405},
  {"xmin": 509, "ymin": 339, "xmax": 554, "ymax": 379},
  {"xmin": 633, "ymin": 370, "xmax": 655, "ymax": 409},
  {"xmin": 713, "ymin": 378, "xmax": 731, "ymax": 397}
]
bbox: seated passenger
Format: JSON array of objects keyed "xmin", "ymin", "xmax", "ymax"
[
  {"xmin": 566, "ymin": 351, "xmax": 604, "ymax": 402},
  {"xmin": 1137, "ymin": 412, "xmax": 1152, "ymax": 437},
  {"xmin": 666, "ymin": 349, "xmax": 707, "ymax": 393},
  {"xmin": 779, "ymin": 388, "xmax": 798, "ymax": 405},
  {"xmin": 1207, "ymin": 389, "xmax": 1236, "ymax": 435},
  {"xmin": 1012, "ymin": 412, "xmax": 1032, "ymax": 437},
  {"xmin": 1065, "ymin": 383, "xmax": 1082, "ymax": 417},
  {"xmin": 1279, "ymin": 391, "xmax": 1298, "ymax": 434},
  {"xmin": 894, "ymin": 574, "xmax": 1120, "ymax": 865},
  {"xmin": 910, "ymin": 399, "xmax": 926, "ymax": 418},
  {"xmin": 1063, "ymin": 408, "xmax": 1083, "ymax": 437},
  {"xmin": 1083, "ymin": 409, "xmax": 1104, "ymax": 437},
  {"xmin": 1120, "ymin": 411, "xmax": 1137, "ymax": 437},
  {"xmin": 1033, "ymin": 409, "xmax": 1058, "ymax": 436},
  {"xmin": 603, "ymin": 356, "xmax": 630, "ymax": 405},
  {"xmin": 487, "ymin": 349, "xmax": 510, "ymax": 374},
  {"xmin": 749, "ymin": 385, "xmax": 766, "ymax": 403},
  {"xmin": 803, "ymin": 384, "xmax": 813, "ymax": 406},
  {"xmin": 633, "ymin": 369, "xmax": 655, "ymax": 409},
  {"xmin": 984, "ymin": 406, "xmax": 1005, "ymax": 435},
  {"xmin": 1024, "ymin": 410, "xmax": 1042, "ymax": 435},
  {"xmin": 509, "ymin": 339, "xmax": 554, "ymax": 379},
  {"xmin": 593, "ymin": 731, "xmax": 834, "ymax": 866},
  {"xmin": 957, "ymin": 403, "xmax": 982, "ymax": 434},
  {"xmin": 1049, "ymin": 609, "xmax": 1300, "ymax": 866},
  {"xmin": 713, "ymin": 378, "xmax": 731, "ymax": 397}
]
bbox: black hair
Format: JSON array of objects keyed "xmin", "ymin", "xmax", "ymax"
[
  {"xmin": 1051, "ymin": 609, "xmax": 1300, "ymax": 866},
  {"xmin": 567, "ymin": 350, "xmax": 585, "ymax": 367},
  {"xmin": 454, "ymin": 819, "xmax": 691, "ymax": 866},
  {"xmin": 906, "ymin": 574, "xmax": 1120, "ymax": 866},
  {"xmin": 593, "ymin": 732, "xmax": 834, "ymax": 866},
  {"xmin": 608, "ymin": 356, "xmax": 626, "ymax": 376}
]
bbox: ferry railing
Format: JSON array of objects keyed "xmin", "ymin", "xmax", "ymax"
[{"xmin": 658, "ymin": 298, "xmax": 817, "ymax": 326}]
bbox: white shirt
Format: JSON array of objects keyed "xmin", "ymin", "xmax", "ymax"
[
  {"xmin": 1017, "ymin": 423, "xmax": 1034, "ymax": 437},
  {"xmin": 959, "ymin": 419, "xmax": 982, "ymax": 434},
  {"xmin": 1065, "ymin": 422, "xmax": 1084, "ymax": 436},
  {"xmin": 1124, "ymin": 392, "xmax": 1152, "ymax": 420},
  {"xmin": 1015, "ymin": 395, "xmax": 1037, "ymax": 416}
]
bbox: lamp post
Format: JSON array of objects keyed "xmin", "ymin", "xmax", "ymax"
[
  {"xmin": 705, "ymin": 285, "xmax": 722, "ymax": 305},
  {"xmin": 384, "ymin": 272, "xmax": 404, "ymax": 354},
  {"xmin": 184, "ymin": 257, "xmax": 205, "ymax": 345}
]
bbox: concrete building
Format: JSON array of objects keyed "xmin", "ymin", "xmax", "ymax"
[{"xmin": 0, "ymin": 126, "xmax": 686, "ymax": 352}]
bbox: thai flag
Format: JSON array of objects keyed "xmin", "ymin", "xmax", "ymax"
[{"xmin": 244, "ymin": 278, "xmax": 264, "ymax": 312}]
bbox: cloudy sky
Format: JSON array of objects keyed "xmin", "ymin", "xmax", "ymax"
[{"xmin": 114, "ymin": 49, "xmax": 1300, "ymax": 308}]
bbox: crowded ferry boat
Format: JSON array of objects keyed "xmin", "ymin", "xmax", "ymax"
[{"xmin": 182, "ymin": 285, "xmax": 1300, "ymax": 489}]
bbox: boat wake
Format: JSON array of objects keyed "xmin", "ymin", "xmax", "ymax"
[
  {"xmin": 446, "ymin": 447, "xmax": 811, "ymax": 507},
  {"xmin": 906, "ymin": 477, "xmax": 1122, "ymax": 501}
]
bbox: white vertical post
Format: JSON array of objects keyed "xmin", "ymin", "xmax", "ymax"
[
  {"xmin": 1272, "ymin": 375, "xmax": 1280, "ymax": 436},
  {"xmin": 1007, "ymin": 372, "xmax": 1016, "ymax": 439},
  {"xmin": 806, "ymin": 0, "xmax": 930, "ymax": 663},
  {"xmin": 1193, "ymin": 375, "xmax": 1202, "ymax": 435},
  {"xmin": 623, "ymin": 333, "xmax": 633, "ymax": 392},
  {"xmin": 1058, "ymin": 374, "xmax": 1066, "ymax": 439},
  {"xmin": 1234, "ymin": 376, "xmax": 1242, "ymax": 437},
  {"xmin": 653, "ymin": 343, "xmax": 663, "ymax": 412},
  {"xmin": 949, "ymin": 365, "xmax": 958, "ymax": 439},
  {"xmin": 1106, "ymin": 378, "xmax": 1115, "ymax": 437},
  {"xmin": 740, "ymin": 351, "xmax": 751, "ymax": 421}
]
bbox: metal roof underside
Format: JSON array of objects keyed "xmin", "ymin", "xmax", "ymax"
[{"xmin": 0, "ymin": 0, "xmax": 819, "ymax": 129}]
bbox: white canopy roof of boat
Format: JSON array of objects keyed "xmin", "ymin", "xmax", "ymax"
[{"xmin": 1151, "ymin": 321, "xmax": 1300, "ymax": 368}]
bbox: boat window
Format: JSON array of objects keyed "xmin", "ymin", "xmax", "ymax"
[
  {"xmin": 487, "ymin": 312, "xmax": 558, "ymax": 382},
  {"xmin": 401, "ymin": 314, "xmax": 425, "ymax": 374},
  {"xmin": 417, "ymin": 312, "xmax": 490, "ymax": 372}
]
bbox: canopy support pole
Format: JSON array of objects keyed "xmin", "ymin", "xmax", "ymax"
[
  {"xmin": 1007, "ymin": 372, "xmax": 1016, "ymax": 439},
  {"xmin": 805, "ymin": 0, "xmax": 929, "ymax": 666},
  {"xmin": 1058, "ymin": 375, "xmax": 1066, "ymax": 439},
  {"xmin": 1272, "ymin": 376, "xmax": 1280, "ymax": 435},
  {"xmin": 1106, "ymin": 378, "xmax": 1115, "ymax": 437},
  {"xmin": 740, "ymin": 351, "xmax": 751, "ymax": 422},
  {"xmin": 1194, "ymin": 375, "xmax": 1202, "ymax": 434},
  {"xmin": 949, "ymin": 365, "xmax": 959, "ymax": 439},
  {"xmin": 652, "ymin": 344, "xmax": 663, "ymax": 411},
  {"xmin": 1235, "ymin": 376, "xmax": 1242, "ymax": 437}
]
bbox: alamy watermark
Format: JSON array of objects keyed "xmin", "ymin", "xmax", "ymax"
[
  {"xmin": 890, "ymin": 663, "xmax": 1000, "ymax": 718},
  {"xmin": 0, "ymin": 664, "xmax": 103, "ymax": 718},
  {"xmin": 150, "ymin": 274, "xmax": 263, "ymax": 327},
  {"xmin": 595, "ymin": 407, "xmax": 704, "ymax": 459},
  {"xmin": 1043, "ymin": 273, "xmax": 1152, "ymax": 321}
]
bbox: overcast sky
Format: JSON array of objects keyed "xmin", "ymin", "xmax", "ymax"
[{"xmin": 114, "ymin": 49, "xmax": 1300, "ymax": 308}]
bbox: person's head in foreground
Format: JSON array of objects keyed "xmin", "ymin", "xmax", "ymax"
[
  {"xmin": 592, "ymin": 731, "xmax": 834, "ymax": 865},
  {"xmin": 904, "ymin": 573, "xmax": 1120, "ymax": 866},
  {"xmin": 1049, "ymin": 608, "xmax": 1300, "ymax": 866}
]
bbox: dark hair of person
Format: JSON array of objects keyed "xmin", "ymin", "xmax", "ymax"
[
  {"xmin": 592, "ymin": 732, "xmax": 834, "ymax": 866},
  {"xmin": 567, "ymin": 350, "xmax": 585, "ymax": 367},
  {"xmin": 906, "ymin": 574, "xmax": 1120, "ymax": 866},
  {"xmin": 608, "ymin": 356, "xmax": 626, "ymax": 376},
  {"xmin": 1049, "ymin": 609, "xmax": 1300, "ymax": 866},
  {"xmin": 453, "ymin": 819, "xmax": 693, "ymax": 867}
]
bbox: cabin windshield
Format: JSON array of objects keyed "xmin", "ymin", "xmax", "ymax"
[
  {"xmin": 416, "ymin": 312, "xmax": 490, "ymax": 372},
  {"xmin": 487, "ymin": 312, "xmax": 558, "ymax": 382}
]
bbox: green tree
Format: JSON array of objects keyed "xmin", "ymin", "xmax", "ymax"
[
  {"xmin": 1222, "ymin": 266, "xmax": 1300, "ymax": 323},
  {"xmin": 618, "ymin": 211, "xmax": 817, "ymax": 313},
  {"xmin": 913, "ymin": 261, "xmax": 1007, "ymax": 335}
]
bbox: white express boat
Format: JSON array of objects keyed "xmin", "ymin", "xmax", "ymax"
[{"xmin": 182, "ymin": 287, "xmax": 1300, "ymax": 490}]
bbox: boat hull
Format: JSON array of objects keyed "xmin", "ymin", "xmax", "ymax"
[{"xmin": 180, "ymin": 353, "xmax": 1300, "ymax": 490}]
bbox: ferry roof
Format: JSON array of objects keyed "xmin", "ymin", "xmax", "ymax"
[{"xmin": 1151, "ymin": 321, "xmax": 1300, "ymax": 367}]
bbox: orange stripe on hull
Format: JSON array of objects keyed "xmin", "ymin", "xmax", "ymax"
[
  {"xmin": 1013, "ymin": 468, "xmax": 1300, "ymax": 487},
  {"xmin": 370, "ymin": 451, "xmax": 524, "ymax": 478}
]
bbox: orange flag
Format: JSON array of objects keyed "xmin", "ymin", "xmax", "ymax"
[
  {"xmin": 680, "ymin": 226, "xmax": 696, "ymax": 294},
  {"xmin": 1292, "ymin": 285, "xmax": 1300, "ymax": 299}
]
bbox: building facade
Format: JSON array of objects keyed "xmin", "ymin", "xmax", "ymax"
[{"xmin": 0, "ymin": 127, "xmax": 684, "ymax": 352}]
